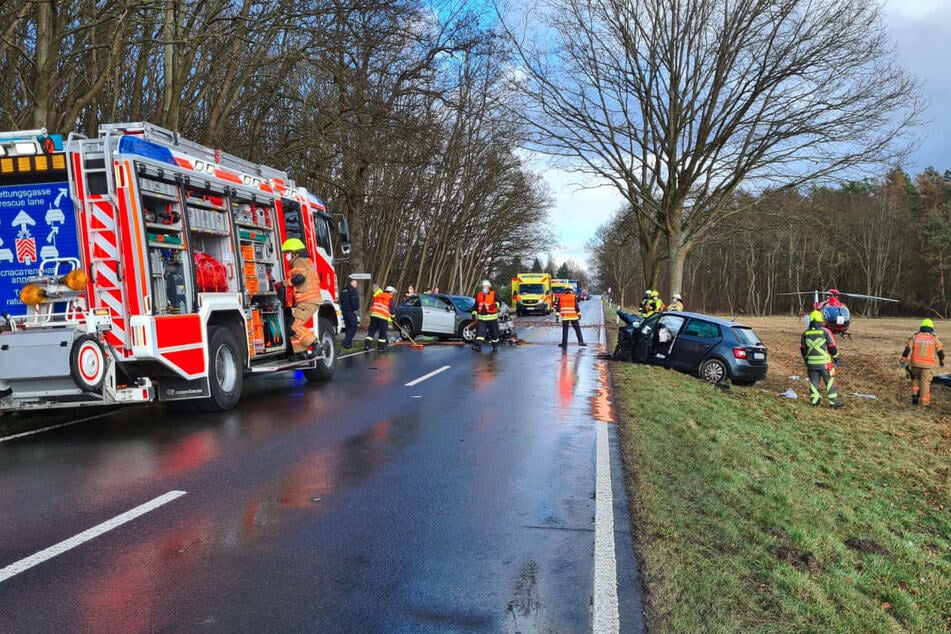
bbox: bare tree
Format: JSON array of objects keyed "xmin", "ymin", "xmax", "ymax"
[{"xmin": 503, "ymin": 0, "xmax": 924, "ymax": 295}]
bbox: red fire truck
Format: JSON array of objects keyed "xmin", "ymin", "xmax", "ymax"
[{"xmin": 0, "ymin": 122, "xmax": 351, "ymax": 411}]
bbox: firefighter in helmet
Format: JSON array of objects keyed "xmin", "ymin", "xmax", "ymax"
[
  {"xmin": 668, "ymin": 293, "xmax": 684, "ymax": 311},
  {"xmin": 800, "ymin": 310, "xmax": 843, "ymax": 408},
  {"xmin": 650, "ymin": 290, "xmax": 665, "ymax": 313},
  {"xmin": 472, "ymin": 279, "xmax": 500, "ymax": 352},
  {"xmin": 638, "ymin": 289, "xmax": 653, "ymax": 318},
  {"xmin": 281, "ymin": 238, "xmax": 320, "ymax": 360},
  {"xmin": 365, "ymin": 284, "xmax": 396, "ymax": 352},
  {"xmin": 899, "ymin": 318, "xmax": 945, "ymax": 406}
]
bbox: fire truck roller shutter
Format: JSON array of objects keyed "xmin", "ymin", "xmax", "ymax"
[{"xmin": 69, "ymin": 335, "xmax": 106, "ymax": 393}]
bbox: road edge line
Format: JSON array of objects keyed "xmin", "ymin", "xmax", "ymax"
[{"xmin": 593, "ymin": 299, "xmax": 620, "ymax": 632}]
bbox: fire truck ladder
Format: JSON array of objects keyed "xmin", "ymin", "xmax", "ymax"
[
  {"xmin": 68, "ymin": 132, "xmax": 130, "ymax": 354},
  {"xmin": 97, "ymin": 122, "xmax": 290, "ymax": 183}
]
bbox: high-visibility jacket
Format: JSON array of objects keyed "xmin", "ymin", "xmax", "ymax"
[
  {"xmin": 289, "ymin": 256, "xmax": 320, "ymax": 304},
  {"xmin": 668, "ymin": 300, "xmax": 684, "ymax": 311},
  {"xmin": 370, "ymin": 290, "xmax": 393, "ymax": 321},
  {"xmin": 801, "ymin": 326, "xmax": 839, "ymax": 369},
  {"xmin": 475, "ymin": 290, "xmax": 499, "ymax": 320},
  {"xmin": 560, "ymin": 293, "xmax": 580, "ymax": 320},
  {"xmin": 906, "ymin": 331, "xmax": 943, "ymax": 368}
]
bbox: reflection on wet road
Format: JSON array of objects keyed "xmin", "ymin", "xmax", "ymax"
[{"xmin": 0, "ymin": 298, "xmax": 643, "ymax": 632}]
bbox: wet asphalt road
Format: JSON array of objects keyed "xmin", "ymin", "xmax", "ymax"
[{"xmin": 0, "ymin": 299, "xmax": 643, "ymax": 632}]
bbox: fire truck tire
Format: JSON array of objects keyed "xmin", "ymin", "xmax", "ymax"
[
  {"xmin": 199, "ymin": 326, "xmax": 243, "ymax": 411},
  {"xmin": 70, "ymin": 335, "xmax": 105, "ymax": 393},
  {"xmin": 304, "ymin": 317, "xmax": 337, "ymax": 382}
]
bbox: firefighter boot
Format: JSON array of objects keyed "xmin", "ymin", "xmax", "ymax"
[
  {"xmin": 377, "ymin": 341, "xmax": 387, "ymax": 353},
  {"xmin": 364, "ymin": 339, "xmax": 372, "ymax": 352},
  {"xmin": 912, "ymin": 393, "xmax": 920, "ymax": 405}
]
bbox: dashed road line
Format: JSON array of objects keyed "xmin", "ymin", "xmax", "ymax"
[
  {"xmin": 404, "ymin": 365, "xmax": 451, "ymax": 387},
  {"xmin": 0, "ymin": 490, "xmax": 187, "ymax": 584}
]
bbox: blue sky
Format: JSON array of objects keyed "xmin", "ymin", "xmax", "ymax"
[{"xmin": 543, "ymin": 0, "xmax": 951, "ymax": 272}]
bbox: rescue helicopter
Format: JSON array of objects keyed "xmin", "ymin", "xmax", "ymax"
[{"xmin": 779, "ymin": 288, "xmax": 898, "ymax": 338}]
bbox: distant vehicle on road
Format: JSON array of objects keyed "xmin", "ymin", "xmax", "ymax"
[{"xmin": 616, "ymin": 311, "xmax": 768, "ymax": 385}]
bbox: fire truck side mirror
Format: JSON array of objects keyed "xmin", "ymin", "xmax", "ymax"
[{"xmin": 337, "ymin": 217, "xmax": 351, "ymax": 242}]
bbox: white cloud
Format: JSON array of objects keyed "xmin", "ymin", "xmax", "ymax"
[{"xmin": 538, "ymin": 164, "xmax": 626, "ymax": 272}]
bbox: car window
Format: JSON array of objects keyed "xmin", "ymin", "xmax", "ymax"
[
  {"xmin": 683, "ymin": 319, "xmax": 721, "ymax": 339},
  {"xmin": 421, "ymin": 294, "xmax": 438, "ymax": 308},
  {"xmin": 639, "ymin": 314, "xmax": 660, "ymax": 335},
  {"xmin": 436, "ymin": 298, "xmax": 454, "ymax": 311},
  {"xmin": 658, "ymin": 315, "xmax": 686, "ymax": 335},
  {"xmin": 402, "ymin": 296, "xmax": 420, "ymax": 307},
  {"xmin": 732, "ymin": 326, "xmax": 762, "ymax": 346},
  {"xmin": 449, "ymin": 296, "xmax": 475, "ymax": 312}
]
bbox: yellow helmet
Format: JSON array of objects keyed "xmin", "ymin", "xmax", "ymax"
[
  {"xmin": 921, "ymin": 318, "xmax": 935, "ymax": 329},
  {"xmin": 281, "ymin": 238, "xmax": 306, "ymax": 252},
  {"xmin": 809, "ymin": 310, "xmax": 824, "ymax": 324},
  {"xmin": 651, "ymin": 290, "xmax": 659, "ymax": 298}
]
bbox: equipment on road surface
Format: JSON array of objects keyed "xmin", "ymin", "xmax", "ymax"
[
  {"xmin": 779, "ymin": 288, "xmax": 898, "ymax": 338},
  {"xmin": 0, "ymin": 122, "xmax": 352, "ymax": 412}
]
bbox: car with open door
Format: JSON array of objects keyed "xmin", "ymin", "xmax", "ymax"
[{"xmin": 629, "ymin": 311, "xmax": 768, "ymax": 385}]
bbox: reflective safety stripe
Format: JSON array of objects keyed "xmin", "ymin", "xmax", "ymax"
[{"xmin": 803, "ymin": 328, "xmax": 831, "ymax": 366}]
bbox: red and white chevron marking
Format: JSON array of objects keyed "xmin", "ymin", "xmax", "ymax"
[{"xmin": 89, "ymin": 199, "xmax": 127, "ymax": 351}]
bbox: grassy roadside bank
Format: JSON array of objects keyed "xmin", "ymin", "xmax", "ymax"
[{"xmin": 603, "ymin": 304, "xmax": 951, "ymax": 632}]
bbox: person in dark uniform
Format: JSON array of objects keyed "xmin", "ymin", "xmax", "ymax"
[{"xmin": 340, "ymin": 278, "xmax": 360, "ymax": 349}]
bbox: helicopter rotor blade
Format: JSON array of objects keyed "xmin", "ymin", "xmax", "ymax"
[
  {"xmin": 838, "ymin": 292, "xmax": 899, "ymax": 302},
  {"xmin": 777, "ymin": 291, "xmax": 818, "ymax": 297}
]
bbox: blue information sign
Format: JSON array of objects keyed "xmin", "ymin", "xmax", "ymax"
[{"xmin": 0, "ymin": 182, "xmax": 80, "ymax": 315}]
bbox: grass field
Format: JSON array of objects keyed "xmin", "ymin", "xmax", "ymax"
[{"xmin": 607, "ymin": 309, "xmax": 951, "ymax": 633}]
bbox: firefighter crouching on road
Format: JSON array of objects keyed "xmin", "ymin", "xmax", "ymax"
[
  {"xmin": 558, "ymin": 287, "xmax": 586, "ymax": 348},
  {"xmin": 282, "ymin": 238, "xmax": 320, "ymax": 360},
  {"xmin": 800, "ymin": 310, "xmax": 844, "ymax": 408},
  {"xmin": 900, "ymin": 318, "xmax": 945, "ymax": 406},
  {"xmin": 365, "ymin": 284, "xmax": 396, "ymax": 352},
  {"xmin": 472, "ymin": 280, "xmax": 500, "ymax": 352}
]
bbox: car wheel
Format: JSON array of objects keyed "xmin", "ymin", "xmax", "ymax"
[
  {"xmin": 197, "ymin": 326, "xmax": 243, "ymax": 411},
  {"xmin": 304, "ymin": 317, "xmax": 337, "ymax": 382},
  {"xmin": 699, "ymin": 358, "xmax": 728, "ymax": 384},
  {"xmin": 460, "ymin": 320, "xmax": 477, "ymax": 342},
  {"xmin": 397, "ymin": 318, "xmax": 414, "ymax": 340}
]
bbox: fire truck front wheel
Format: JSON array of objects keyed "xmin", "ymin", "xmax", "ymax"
[
  {"xmin": 199, "ymin": 325, "xmax": 243, "ymax": 411},
  {"xmin": 303, "ymin": 317, "xmax": 337, "ymax": 382}
]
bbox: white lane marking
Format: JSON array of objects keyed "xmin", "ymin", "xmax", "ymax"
[
  {"xmin": 0, "ymin": 408, "xmax": 134, "ymax": 444},
  {"xmin": 404, "ymin": 365, "xmax": 451, "ymax": 387},
  {"xmin": 593, "ymin": 301, "xmax": 620, "ymax": 632},
  {"xmin": 593, "ymin": 422, "xmax": 620, "ymax": 632},
  {"xmin": 0, "ymin": 490, "xmax": 187, "ymax": 584}
]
